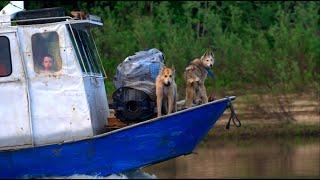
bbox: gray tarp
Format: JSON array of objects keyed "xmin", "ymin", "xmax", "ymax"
[{"xmin": 113, "ymin": 48, "xmax": 165, "ymax": 100}]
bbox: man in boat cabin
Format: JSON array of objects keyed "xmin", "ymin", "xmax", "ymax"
[{"xmin": 40, "ymin": 54, "xmax": 54, "ymax": 73}]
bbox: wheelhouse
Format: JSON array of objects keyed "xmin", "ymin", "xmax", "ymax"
[{"xmin": 0, "ymin": 7, "xmax": 109, "ymax": 150}]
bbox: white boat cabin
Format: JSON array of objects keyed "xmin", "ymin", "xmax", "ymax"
[{"xmin": 0, "ymin": 3, "xmax": 109, "ymax": 150}]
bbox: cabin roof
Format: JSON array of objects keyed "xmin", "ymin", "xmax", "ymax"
[
  {"xmin": 0, "ymin": 7, "xmax": 103, "ymax": 28},
  {"xmin": 0, "ymin": 17, "xmax": 103, "ymax": 30}
]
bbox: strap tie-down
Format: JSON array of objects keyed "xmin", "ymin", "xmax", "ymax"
[{"xmin": 226, "ymin": 97, "xmax": 241, "ymax": 130}]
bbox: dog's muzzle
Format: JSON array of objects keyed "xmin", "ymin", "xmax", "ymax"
[{"xmin": 164, "ymin": 82, "xmax": 171, "ymax": 86}]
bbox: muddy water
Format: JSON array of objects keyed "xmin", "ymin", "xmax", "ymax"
[
  {"xmin": 50, "ymin": 137, "xmax": 319, "ymax": 179},
  {"xmin": 142, "ymin": 137, "xmax": 320, "ymax": 178}
]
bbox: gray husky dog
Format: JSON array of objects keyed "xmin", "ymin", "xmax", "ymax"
[{"xmin": 184, "ymin": 50, "xmax": 215, "ymax": 108}]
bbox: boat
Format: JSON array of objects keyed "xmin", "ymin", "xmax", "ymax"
[
  {"xmin": 0, "ymin": 2, "xmax": 240, "ymax": 178},
  {"xmin": 1, "ymin": 96, "xmax": 236, "ymax": 178}
]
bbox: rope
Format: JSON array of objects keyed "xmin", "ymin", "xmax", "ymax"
[{"xmin": 226, "ymin": 97, "xmax": 241, "ymax": 130}]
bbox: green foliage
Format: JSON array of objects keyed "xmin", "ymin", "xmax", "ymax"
[
  {"xmin": 0, "ymin": 1, "xmax": 9, "ymax": 8},
  {"xmin": 3, "ymin": 1, "xmax": 319, "ymax": 96}
]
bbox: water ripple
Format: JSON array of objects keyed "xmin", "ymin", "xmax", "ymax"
[{"xmin": 44, "ymin": 170, "xmax": 157, "ymax": 179}]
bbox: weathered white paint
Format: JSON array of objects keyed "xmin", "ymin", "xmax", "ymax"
[
  {"xmin": 0, "ymin": 15, "xmax": 11, "ymax": 26},
  {"xmin": 83, "ymin": 76, "xmax": 109, "ymax": 135},
  {"xmin": 0, "ymin": 30, "xmax": 32, "ymax": 148}
]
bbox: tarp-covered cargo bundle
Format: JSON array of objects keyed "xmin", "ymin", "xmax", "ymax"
[{"xmin": 112, "ymin": 48, "xmax": 165, "ymax": 122}]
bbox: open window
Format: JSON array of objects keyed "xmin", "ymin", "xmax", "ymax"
[
  {"xmin": 31, "ymin": 32, "xmax": 62, "ymax": 73},
  {"xmin": 67, "ymin": 26, "xmax": 102, "ymax": 75},
  {"xmin": 0, "ymin": 36, "xmax": 12, "ymax": 77}
]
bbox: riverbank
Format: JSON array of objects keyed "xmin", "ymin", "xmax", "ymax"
[
  {"xmin": 203, "ymin": 92, "xmax": 319, "ymax": 140},
  {"xmin": 107, "ymin": 92, "xmax": 319, "ymax": 138},
  {"xmin": 207, "ymin": 123, "xmax": 319, "ymax": 140}
]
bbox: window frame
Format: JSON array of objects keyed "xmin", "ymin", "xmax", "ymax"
[
  {"xmin": 0, "ymin": 36, "xmax": 13, "ymax": 77},
  {"xmin": 31, "ymin": 31, "xmax": 63, "ymax": 74},
  {"xmin": 78, "ymin": 30, "xmax": 101, "ymax": 74},
  {"xmin": 66, "ymin": 25, "xmax": 103, "ymax": 77}
]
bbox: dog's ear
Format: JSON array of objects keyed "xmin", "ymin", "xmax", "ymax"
[
  {"xmin": 201, "ymin": 52, "xmax": 206, "ymax": 60},
  {"xmin": 159, "ymin": 66, "xmax": 165, "ymax": 75},
  {"xmin": 162, "ymin": 65, "xmax": 167, "ymax": 71},
  {"xmin": 172, "ymin": 66, "xmax": 176, "ymax": 76},
  {"xmin": 210, "ymin": 51, "xmax": 214, "ymax": 57},
  {"xmin": 201, "ymin": 50, "xmax": 210, "ymax": 60},
  {"xmin": 171, "ymin": 64, "xmax": 175, "ymax": 72}
]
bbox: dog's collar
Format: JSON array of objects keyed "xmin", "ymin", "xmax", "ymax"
[{"xmin": 206, "ymin": 68, "xmax": 215, "ymax": 78}]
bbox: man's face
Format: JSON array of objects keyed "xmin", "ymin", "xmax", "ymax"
[{"xmin": 43, "ymin": 56, "xmax": 53, "ymax": 70}]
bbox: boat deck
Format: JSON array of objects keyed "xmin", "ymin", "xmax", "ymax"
[{"xmin": 105, "ymin": 100, "xmax": 187, "ymax": 131}]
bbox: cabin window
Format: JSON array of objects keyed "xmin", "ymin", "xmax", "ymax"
[
  {"xmin": 31, "ymin": 32, "xmax": 62, "ymax": 73},
  {"xmin": 67, "ymin": 27, "xmax": 101, "ymax": 75},
  {"xmin": 0, "ymin": 36, "xmax": 12, "ymax": 77}
]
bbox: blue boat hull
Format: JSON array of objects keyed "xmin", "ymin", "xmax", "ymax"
[{"xmin": 0, "ymin": 97, "xmax": 235, "ymax": 178}]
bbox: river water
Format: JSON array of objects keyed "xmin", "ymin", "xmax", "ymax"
[
  {"xmin": 142, "ymin": 137, "xmax": 320, "ymax": 178},
  {"xmin": 52, "ymin": 136, "xmax": 319, "ymax": 179}
]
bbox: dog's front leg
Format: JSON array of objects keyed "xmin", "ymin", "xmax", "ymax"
[
  {"xmin": 199, "ymin": 83, "xmax": 208, "ymax": 103},
  {"xmin": 168, "ymin": 89, "xmax": 174, "ymax": 115},
  {"xmin": 156, "ymin": 87, "xmax": 163, "ymax": 117},
  {"xmin": 173, "ymin": 86, "xmax": 177, "ymax": 112}
]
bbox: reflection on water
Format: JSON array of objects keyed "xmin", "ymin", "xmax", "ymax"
[{"xmin": 143, "ymin": 137, "xmax": 320, "ymax": 178}]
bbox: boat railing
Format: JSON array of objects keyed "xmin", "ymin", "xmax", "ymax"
[
  {"xmin": 0, "ymin": 16, "xmax": 74, "ymax": 26},
  {"xmin": 10, "ymin": 16, "xmax": 73, "ymax": 23},
  {"xmin": 1, "ymin": 15, "xmax": 102, "ymax": 26}
]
